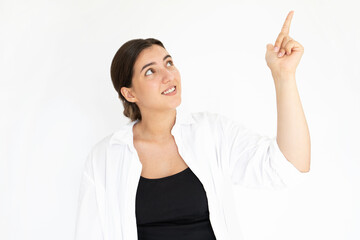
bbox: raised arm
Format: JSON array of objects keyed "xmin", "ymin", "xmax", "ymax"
[{"xmin": 265, "ymin": 10, "xmax": 311, "ymax": 173}]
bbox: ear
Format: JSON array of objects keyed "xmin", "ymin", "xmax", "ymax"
[{"xmin": 120, "ymin": 87, "xmax": 137, "ymax": 103}]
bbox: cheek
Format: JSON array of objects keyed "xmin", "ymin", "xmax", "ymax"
[
  {"xmin": 148, "ymin": 81, "xmax": 159, "ymax": 89},
  {"xmin": 141, "ymin": 82, "xmax": 160, "ymax": 98},
  {"xmin": 176, "ymin": 71, "xmax": 181, "ymax": 79},
  {"xmin": 177, "ymin": 73, "xmax": 182, "ymax": 88},
  {"xmin": 174, "ymin": 69, "xmax": 181, "ymax": 80}
]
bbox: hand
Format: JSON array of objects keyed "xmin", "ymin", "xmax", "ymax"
[{"xmin": 265, "ymin": 10, "xmax": 304, "ymax": 78}]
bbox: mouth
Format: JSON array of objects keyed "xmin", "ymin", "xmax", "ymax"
[{"xmin": 161, "ymin": 85, "xmax": 177, "ymax": 95}]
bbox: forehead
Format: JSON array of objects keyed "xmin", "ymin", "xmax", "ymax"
[{"xmin": 134, "ymin": 45, "xmax": 169, "ymax": 67}]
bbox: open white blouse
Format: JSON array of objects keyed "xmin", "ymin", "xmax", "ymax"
[{"xmin": 74, "ymin": 107, "xmax": 308, "ymax": 240}]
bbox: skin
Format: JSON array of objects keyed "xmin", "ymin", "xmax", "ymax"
[
  {"xmin": 265, "ymin": 10, "xmax": 304, "ymax": 77},
  {"xmin": 120, "ymin": 45, "xmax": 188, "ymax": 178},
  {"xmin": 265, "ymin": 10, "xmax": 311, "ymax": 172},
  {"xmin": 121, "ymin": 10, "xmax": 310, "ymax": 176},
  {"xmin": 120, "ymin": 44, "xmax": 182, "ymax": 143}
]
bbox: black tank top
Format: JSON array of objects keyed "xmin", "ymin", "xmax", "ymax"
[{"xmin": 135, "ymin": 167, "xmax": 217, "ymax": 240}]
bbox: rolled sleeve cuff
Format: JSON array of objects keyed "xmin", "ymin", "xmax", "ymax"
[{"xmin": 270, "ymin": 136, "xmax": 310, "ymax": 188}]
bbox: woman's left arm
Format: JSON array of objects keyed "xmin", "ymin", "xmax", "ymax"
[
  {"xmin": 273, "ymin": 74, "xmax": 311, "ymax": 173},
  {"xmin": 265, "ymin": 10, "xmax": 311, "ymax": 173}
]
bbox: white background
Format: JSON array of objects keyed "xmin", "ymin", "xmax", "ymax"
[{"xmin": 1, "ymin": 0, "xmax": 359, "ymax": 239}]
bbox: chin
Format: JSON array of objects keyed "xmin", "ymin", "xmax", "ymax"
[{"xmin": 168, "ymin": 97, "xmax": 182, "ymax": 109}]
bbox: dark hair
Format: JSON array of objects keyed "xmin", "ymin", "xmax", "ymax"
[{"xmin": 110, "ymin": 38, "xmax": 166, "ymax": 122}]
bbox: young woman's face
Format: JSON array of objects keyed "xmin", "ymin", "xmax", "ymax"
[{"xmin": 127, "ymin": 44, "xmax": 181, "ymax": 111}]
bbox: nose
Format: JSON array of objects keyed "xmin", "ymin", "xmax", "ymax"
[{"xmin": 161, "ymin": 67, "xmax": 175, "ymax": 84}]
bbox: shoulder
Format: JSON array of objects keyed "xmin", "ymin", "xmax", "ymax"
[
  {"xmin": 186, "ymin": 111, "xmax": 236, "ymax": 141},
  {"xmin": 190, "ymin": 111, "xmax": 250, "ymax": 139},
  {"xmin": 189, "ymin": 111, "xmax": 233, "ymax": 128},
  {"xmin": 189, "ymin": 110, "xmax": 223, "ymax": 124},
  {"xmin": 84, "ymin": 132, "xmax": 115, "ymax": 172},
  {"xmin": 89, "ymin": 133, "xmax": 114, "ymax": 156},
  {"xmin": 87, "ymin": 119, "xmax": 135, "ymax": 161}
]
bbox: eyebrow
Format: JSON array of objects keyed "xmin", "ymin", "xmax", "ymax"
[{"xmin": 140, "ymin": 54, "xmax": 172, "ymax": 73}]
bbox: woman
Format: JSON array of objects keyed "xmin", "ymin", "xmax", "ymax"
[{"xmin": 75, "ymin": 10, "xmax": 310, "ymax": 240}]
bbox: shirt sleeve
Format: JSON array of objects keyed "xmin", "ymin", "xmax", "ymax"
[
  {"xmin": 216, "ymin": 113, "xmax": 309, "ymax": 190},
  {"xmin": 74, "ymin": 151, "xmax": 104, "ymax": 240}
]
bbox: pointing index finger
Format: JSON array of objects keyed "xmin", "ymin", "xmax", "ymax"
[{"xmin": 281, "ymin": 10, "xmax": 294, "ymax": 35}]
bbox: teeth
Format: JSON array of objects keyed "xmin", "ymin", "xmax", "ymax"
[{"xmin": 162, "ymin": 86, "xmax": 175, "ymax": 94}]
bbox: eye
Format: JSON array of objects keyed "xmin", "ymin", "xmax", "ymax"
[
  {"xmin": 145, "ymin": 68, "xmax": 154, "ymax": 76},
  {"xmin": 166, "ymin": 60, "xmax": 174, "ymax": 67}
]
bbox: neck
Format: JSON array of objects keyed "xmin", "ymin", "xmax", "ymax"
[{"xmin": 133, "ymin": 108, "xmax": 177, "ymax": 142}]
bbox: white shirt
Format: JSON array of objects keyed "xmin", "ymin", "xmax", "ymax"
[{"xmin": 74, "ymin": 107, "xmax": 308, "ymax": 240}]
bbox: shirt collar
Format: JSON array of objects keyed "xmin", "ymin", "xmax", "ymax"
[{"xmin": 109, "ymin": 107, "xmax": 194, "ymax": 146}]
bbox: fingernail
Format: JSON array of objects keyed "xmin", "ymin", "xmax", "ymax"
[
  {"xmin": 274, "ymin": 46, "xmax": 279, "ymax": 52},
  {"xmin": 278, "ymin": 52, "xmax": 283, "ymax": 57}
]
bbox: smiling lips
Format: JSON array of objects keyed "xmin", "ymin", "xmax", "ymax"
[{"xmin": 161, "ymin": 85, "xmax": 176, "ymax": 95}]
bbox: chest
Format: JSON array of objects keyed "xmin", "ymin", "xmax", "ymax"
[
  {"xmin": 104, "ymin": 125, "xmax": 234, "ymax": 239},
  {"xmin": 133, "ymin": 136, "xmax": 189, "ymax": 179}
]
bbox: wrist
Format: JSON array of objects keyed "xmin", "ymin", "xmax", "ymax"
[{"xmin": 271, "ymin": 71, "xmax": 296, "ymax": 81}]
